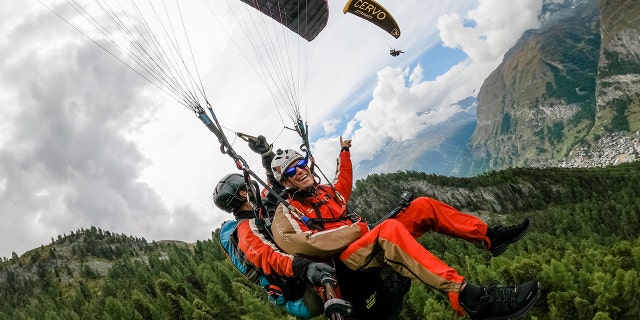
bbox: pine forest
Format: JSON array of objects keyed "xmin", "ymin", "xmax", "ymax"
[{"xmin": 1, "ymin": 161, "xmax": 640, "ymax": 319}]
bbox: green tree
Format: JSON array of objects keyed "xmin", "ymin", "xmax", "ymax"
[
  {"xmin": 44, "ymin": 310, "xmax": 62, "ymax": 320},
  {"xmin": 104, "ymin": 296, "xmax": 132, "ymax": 319},
  {"xmin": 131, "ymin": 290, "xmax": 154, "ymax": 320}
]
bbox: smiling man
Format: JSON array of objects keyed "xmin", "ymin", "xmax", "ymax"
[{"xmin": 269, "ymin": 138, "xmax": 541, "ymax": 320}]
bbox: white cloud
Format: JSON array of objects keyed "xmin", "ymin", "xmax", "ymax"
[
  {"xmin": 439, "ymin": 0, "xmax": 542, "ymax": 62},
  {"xmin": 409, "ymin": 64, "xmax": 424, "ymax": 86},
  {"xmin": 322, "ymin": 118, "xmax": 342, "ymax": 135},
  {"xmin": 0, "ymin": 2, "xmax": 222, "ymax": 258}
]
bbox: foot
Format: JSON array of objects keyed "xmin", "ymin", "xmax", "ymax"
[
  {"xmin": 486, "ymin": 218, "xmax": 531, "ymax": 257},
  {"xmin": 460, "ymin": 280, "xmax": 541, "ymax": 320}
]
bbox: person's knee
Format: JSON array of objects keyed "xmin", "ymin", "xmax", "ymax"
[
  {"xmin": 412, "ymin": 196, "xmax": 436, "ymax": 206},
  {"xmin": 401, "ymin": 197, "xmax": 438, "ymax": 216},
  {"xmin": 377, "ymin": 219, "xmax": 410, "ymax": 238},
  {"xmin": 378, "ymin": 218, "xmax": 403, "ymax": 229}
]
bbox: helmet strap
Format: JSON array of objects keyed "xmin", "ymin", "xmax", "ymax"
[{"xmin": 242, "ymin": 171, "xmax": 262, "ymax": 217}]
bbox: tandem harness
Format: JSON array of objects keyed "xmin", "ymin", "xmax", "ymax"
[{"xmin": 285, "ymin": 185, "xmax": 360, "ymax": 231}]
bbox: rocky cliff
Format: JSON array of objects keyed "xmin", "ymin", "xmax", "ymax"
[
  {"xmin": 466, "ymin": 0, "xmax": 640, "ymax": 175},
  {"xmin": 592, "ymin": 0, "xmax": 640, "ymax": 133}
]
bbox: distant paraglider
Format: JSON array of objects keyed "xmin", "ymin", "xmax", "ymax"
[
  {"xmin": 389, "ymin": 48, "xmax": 404, "ymax": 57},
  {"xmin": 343, "ymin": 0, "xmax": 401, "ymax": 39}
]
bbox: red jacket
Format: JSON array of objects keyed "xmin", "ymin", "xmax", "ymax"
[
  {"xmin": 272, "ymin": 150, "xmax": 369, "ymax": 259},
  {"xmin": 235, "ymin": 217, "xmax": 299, "ymax": 277}
]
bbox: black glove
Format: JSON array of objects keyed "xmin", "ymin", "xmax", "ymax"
[
  {"xmin": 248, "ymin": 135, "xmax": 272, "ymax": 155},
  {"xmin": 306, "ymin": 262, "xmax": 336, "ymax": 286}
]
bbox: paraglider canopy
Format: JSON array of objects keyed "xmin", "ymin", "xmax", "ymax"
[
  {"xmin": 241, "ymin": 0, "xmax": 329, "ymax": 41},
  {"xmin": 343, "ymin": 0, "xmax": 400, "ymax": 39}
]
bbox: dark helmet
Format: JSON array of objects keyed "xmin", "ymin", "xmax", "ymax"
[{"xmin": 212, "ymin": 174, "xmax": 247, "ymax": 213}]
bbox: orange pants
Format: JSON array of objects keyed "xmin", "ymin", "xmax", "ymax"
[{"xmin": 338, "ymin": 197, "xmax": 489, "ymax": 314}]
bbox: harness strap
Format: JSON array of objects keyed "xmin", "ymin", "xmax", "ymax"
[{"xmin": 289, "ymin": 185, "xmax": 359, "ymax": 230}]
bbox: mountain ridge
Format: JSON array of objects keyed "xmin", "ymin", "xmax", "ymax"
[{"xmin": 381, "ymin": 0, "xmax": 640, "ymax": 177}]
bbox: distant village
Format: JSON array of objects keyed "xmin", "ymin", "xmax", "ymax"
[{"xmin": 558, "ymin": 131, "xmax": 640, "ymax": 168}]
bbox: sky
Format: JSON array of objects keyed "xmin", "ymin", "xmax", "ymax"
[{"xmin": 0, "ymin": 0, "xmax": 544, "ymax": 259}]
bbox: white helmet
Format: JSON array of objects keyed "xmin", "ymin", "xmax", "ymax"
[{"xmin": 271, "ymin": 149, "xmax": 304, "ymax": 181}]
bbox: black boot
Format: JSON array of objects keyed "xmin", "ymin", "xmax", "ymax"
[
  {"xmin": 486, "ymin": 218, "xmax": 531, "ymax": 257},
  {"xmin": 459, "ymin": 280, "xmax": 541, "ymax": 320}
]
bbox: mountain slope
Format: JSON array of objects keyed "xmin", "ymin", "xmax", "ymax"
[
  {"xmin": 593, "ymin": 0, "xmax": 640, "ymax": 133},
  {"xmin": 467, "ymin": 0, "xmax": 601, "ymax": 174},
  {"xmin": 465, "ymin": 0, "xmax": 640, "ymax": 175}
]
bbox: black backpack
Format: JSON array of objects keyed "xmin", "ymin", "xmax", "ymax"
[{"xmin": 334, "ymin": 259, "xmax": 411, "ymax": 320}]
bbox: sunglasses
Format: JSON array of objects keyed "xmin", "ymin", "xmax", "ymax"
[{"xmin": 284, "ymin": 158, "xmax": 308, "ymax": 178}]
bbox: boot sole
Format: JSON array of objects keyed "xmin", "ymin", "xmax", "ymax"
[
  {"xmin": 480, "ymin": 281, "xmax": 541, "ymax": 320},
  {"xmin": 490, "ymin": 218, "xmax": 531, "ymax": 257}
]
